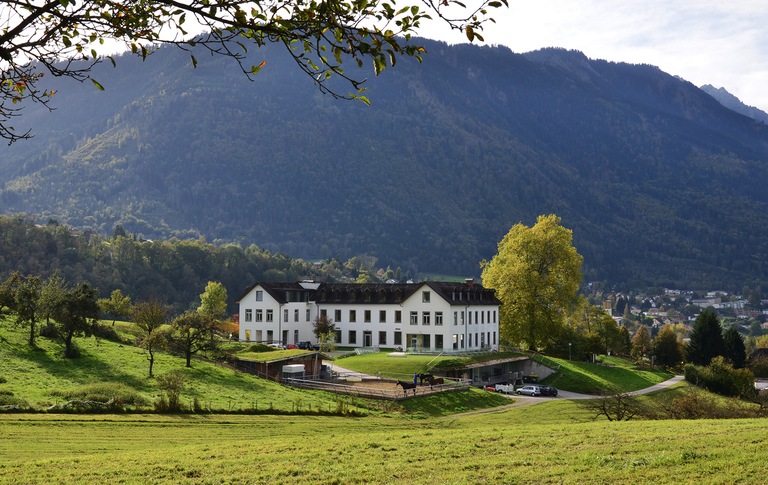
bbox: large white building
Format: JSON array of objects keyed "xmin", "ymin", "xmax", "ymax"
[{"xmin": 236, "ymin": 279, "xmax": 502, "ymax": 351}]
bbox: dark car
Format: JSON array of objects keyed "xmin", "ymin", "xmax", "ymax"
[
  {"xmin": 297, "ymin": 341, "xmax": 313, "ymax": 350},
  {"xmin": 539, "ymin": 386, "xmax": 558, "ymax": 397}
]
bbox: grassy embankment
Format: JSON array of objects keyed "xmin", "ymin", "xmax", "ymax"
[
  {"xmin": 0, "ymin": 318, "xmax": 508, "ymax": 416},
  {"xmin": 337, "ymin": 351, "xmax": 674, "ymax": 394}
]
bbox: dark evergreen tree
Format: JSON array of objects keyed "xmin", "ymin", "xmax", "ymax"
[
  {"xmin": 686, "ymin": 309, "xmax": 725, "ymax": 366},
  {"xmin": 723, "ymin": 327, "xmax": 747, "ymax": 369}
]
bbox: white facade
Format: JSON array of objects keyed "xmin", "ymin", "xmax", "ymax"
[{"xmin": 237, "ymin": 281, "xmax": 501, "ymax": 351}]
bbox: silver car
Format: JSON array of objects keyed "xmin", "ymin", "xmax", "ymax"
[{"xmin": 516, "ymin": 385, "xmax": 543, "ymax": 396}]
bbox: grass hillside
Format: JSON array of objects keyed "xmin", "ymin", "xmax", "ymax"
[
  {"xmin": 0, "ymin": 319, "xmax": 508, "ymax": 415},
  {"xmin": 539, "ymin": 355, "xmax": 673, "ymax": 393},
  {"xmin": 0, "ymin": 318, "xmax": 359, "ymax": 412}
]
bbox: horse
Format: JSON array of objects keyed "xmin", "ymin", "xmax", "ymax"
[
  {"xmin": 418, "ymin": 373, "xmax": 434, "ymax": 385},
  {"xmin": 396, "ymin": 380, "xmax": 417, "ymax": 395},
  {"xmin": 425, "ymin": 377, "xmax": 444, "ymax": 387}
]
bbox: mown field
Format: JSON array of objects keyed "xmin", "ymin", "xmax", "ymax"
[{"xmin": 2, "ymin": 400, "xmax": 768, "ymax": 484}]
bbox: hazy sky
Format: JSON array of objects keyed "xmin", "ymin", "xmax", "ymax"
[{"xmin": 418, "ymin": 0, "xmax": 768, "ymax": 112}]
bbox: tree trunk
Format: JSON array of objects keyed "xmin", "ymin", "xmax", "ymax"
[
  {"xmin": 186, "ymin": 349, "xmax": 192, "ymax": 368},
  {"xmin": 29, "ymin": 317, "xmax": 36, "ymax": 346},
  {"xmin": 148, "ymin": 349, "xmax": 155, "ymax": 377}
]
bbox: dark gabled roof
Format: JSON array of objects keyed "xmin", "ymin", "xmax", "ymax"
[
  {"xmin": 235, "ymin": 281, "xmax": 311, "ymax": 304},
  {"xmin": 236, "ymin": 281, "xmax": 502, "ymax": 306}
]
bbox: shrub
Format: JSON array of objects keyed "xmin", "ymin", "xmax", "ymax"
[
  {"xmin": 684, "ymin": 357, "xmax": 755, "ymax": 397},
  {"xmin": 155, "ymin": 370, "xmax": 187, "ymax": 412},
  {"xmin": 49, "ymin": 382, "xmax": 148, "ymax": 406},
  {"xmin": 748, "ymin": 356, "xmax": 768, "ymax": 378},
  {"xmin": 0, "ymin": 394, "xmax": 29, "ymax": 408},
  {"xmin": 247, "ymin": 343, "xmax": 275, "ymax": 353},
  {"xmin": 91, "ymin": 323, "xmax": 123, "ymax": 342}
]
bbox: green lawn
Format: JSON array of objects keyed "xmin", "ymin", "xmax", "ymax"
[
  {"xmin": 1, "ymin": 402, "xmax": 767, "ymax": 484},
  {"xmin": 539, "ymin": 355, "xmax": 673, "ymax": 394}
]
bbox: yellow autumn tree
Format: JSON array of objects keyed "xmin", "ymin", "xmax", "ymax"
[{"xmin": 481, "ymin": 214, "xmax": 583, "ymax": 349}]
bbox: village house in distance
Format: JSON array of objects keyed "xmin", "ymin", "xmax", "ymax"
[{"xmin": 236, "ymin": 278, "xmax": 502, "ymax": 351}]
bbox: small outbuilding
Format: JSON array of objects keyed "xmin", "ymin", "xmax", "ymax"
[{"xmin": 233, "ymin": 350, "xmax": 328, "ymax": 381}]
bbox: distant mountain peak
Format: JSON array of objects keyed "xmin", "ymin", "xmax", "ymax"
[{"xmin": 700, "ymin": 84, "xmax": 768, "ymax": 124}]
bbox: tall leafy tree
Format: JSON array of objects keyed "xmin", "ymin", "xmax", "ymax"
[
  {"xmin": 98, "ymin": 289, "xmax": 132, "ymax": 326},
  {"xmin": 0, "ymin": 0, "xmax": 505, "ymax": 143},
  {"xmin": 198, "ymin": 282, "xmax": 228, "ymax": 322},
  {"xmin": 652, "ymin": 325, "xmax": 683, "ymax": 369},
  {"xmin": 686, "ymin": 308, "xmax": 725, "ymax": 366},
  {"xmin": 171, "ymin": 311, "xmax": 220, "ymax": 367},
  {"xmin": 617, "ymin": 326, "xmax": 632, "ymax": 355},
  {"xmin": 631, "ymin": 325, "xmax": 651, "ymax": 368},
  {"xmin": 723, "ymin": 327, "xmax": 747, "ymax": 369},
  {"xmin": 481, "ymin": 214, "xmax": 583, "ymax": 349},
  {"xmin": 1, "ymin": 272, "xmax": 42, "ymax": 346},
  {"xmin": 132, "ymin": 296, "xmax": 168, "ymax": 376},
  {"xmin": 312, "ymin": 315, "xmax": 336, "ymax": 340},
  {"xmin": 39, "ymin": 272, "xmax": 67, "ymax": 327},
  {"xmin": 49, "ymin": 282, "xmax": 101, "ymax": 358}
]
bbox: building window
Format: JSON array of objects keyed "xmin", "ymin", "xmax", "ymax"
[
  {"xmin": 493, "ymin": 331, "xmax": 496, "ymax": 345},
  {"xmin": 364, "ymin": 310, "xmax": 371, "ymax": 323},
  {"xmin": 350, "ymin": 310, "xmax": 357, "ymax": 322},
  {"xmin": 422, "ymin": 291, "xmax": 430, "ymax": 303},
  {"xmin": 256, "ymin": 310, "xmax": 263, "ymax": 322},
  {"xmin": 283, "ymin": 309, "xmax": 288, "ymax": 322},
  {"xmin": 469, "ymin": 312, "xmax": 472, "ymax": 325},
  {"xmin": 435, "ymin": 312, "xmax": 443, "ymax": 326},
  {"xmin": 256, "ymin": 291, "xmax": 263, "ymax": 301},
  {"xmin": 461, "ymin": 312, "xmax": 464, "ymax": 325},
  {"xmin": 379, "ymin": 331, "xmax": 387, "ymax": 345},
  {"xmin": 410, "ymin": 311, "xmax": 418, "ymax": 325},
  {"xmin": 460, "ymin": 334, "xmax": 464, "ymax": 349},
  {"xmin": 349, "ymin": 330, "xmax": 357, "ymax": 344},
  {"xmin": 394, "ymin": 331, "xmax": 402, "ymax": 346},
  {"xmin": 294, "ymin": 329, "xmax": 299, "ymax": 343},
  {"xmin": 266, "ymin": 310, "xmax": 273, "ymax": 322},
  {"xmin": 335, "ymin": 330, "xmax": 342, "ymax": 343},
  {"xmin": 320, "ymin": 309, "xmax": 327, "ymax": 318},
  {"xmin": 435, "ymin": 335, "xmax": 443, "ymax": 349},
  {"xmin": 245, "ymin": 309, "xmax": 252, "ymax": 322},
  {"xmin": 454, "ymin": 312, "xmax": 458, "ymax": 325},
  {"xmin": 481, "ymin": 311, "xmax": 485, "ymax": 324},
  {"xmin": 294, "ymin": 309, "xmax": 299, "ymax": 322},
  {"xmin": 395, "ymin": 311, "xmax": 402, "ymax": 323},
  {"xmin": 475, "ymin": 311, "xmax": 478, "ymax": 325},
  {"xmin": 306, "ymin": 309, "xmax": 310, "ymax": 322},
  {"xmin": 267, "ymin": 330, "xmax": 273, "ymax": 342},
  {"xmin": 423, "ymin": 334, "xmax": 431, "ymax": 349},
  {"xmin": 379, "ymin": 310, "xmax": 386, "ymax": 323},
  {"xmin": 335, "ymin": 309, "xmax": 342, "ymax": 322},
  {"xmin": 493, "ymin": 311, "xmax": 497, "ymax": 323},
  {"xmin": 453, "ymin": 334, "xmax": 458, "ymax": 350},
  {"xmin": 422, "ymin": 311, "xmax": 430, "ymax": 325}
]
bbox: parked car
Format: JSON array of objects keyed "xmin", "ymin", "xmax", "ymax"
[
  {"xmin": 539, "ymin": 386, "xmax": 558, "ymax": 397},
  {"xmin": 297, "ymin": 341, "xmax": 313, "ymax": 350},
  {"xmin": 516, "ymin": 385, "xmax": 543, "ymax": 397},
  {"xmin": 285, "ymin": 343, "xmax": 298, "ymax": 350}
]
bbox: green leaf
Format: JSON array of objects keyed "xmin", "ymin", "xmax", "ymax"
[
  {"xmin": 91, "ymin": 49, "xmax": 98, "ymax": 59},
  {"xmin": 191, "ymin": 55, "xmax": 198, "ymax": 68},
  {"xmin": 465, "ymin": 26, "xmax": 475, "ymax": 42},
  {"xmin": 91, "ymin": 79, "xmax": 105, "ymax": 91},
  {"xmin": 108, "ymin": 56, "xmax": 116, "ymax": 68},
  {"xmin": 62, "ymin": 36, "xmax": 72, "ymax": 48}
]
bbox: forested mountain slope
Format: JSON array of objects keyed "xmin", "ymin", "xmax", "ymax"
[{"xmin": 2, "ymin": 40, "xmax": 768, "ymax": 290}]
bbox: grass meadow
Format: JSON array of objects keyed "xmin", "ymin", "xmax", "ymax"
[{"xmin": 2, "ymin": 403, "xmax": 768, "ymax": 484}]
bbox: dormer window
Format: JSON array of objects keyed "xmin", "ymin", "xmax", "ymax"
[
  {"xmin": 396, "ymin": 289, "xmax": 402, "ymax": 300},
  {"xmin": 365, "ymin": 290, "xmax": 371, "ymax": 300},
  {"xmin": 336, "ymin": 289, "xmax": 342, "ymax": 300},
  {"xmin": 380, "ymin": 290, "xmax": 386, "ymax": 300}
]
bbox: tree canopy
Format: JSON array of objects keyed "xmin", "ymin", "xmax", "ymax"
[
  {"xmin": 0, "ymin": 0, "xmax": 506, "ymax": 143},
  {"xmin": 481, "ymin": 214, "xmax": 583, "ymax": 349}
]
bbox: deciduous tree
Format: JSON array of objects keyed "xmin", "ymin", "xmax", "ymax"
[
  {"xmin": 1, "ymin": 272, "xmax": 42, "ymax": 346},
  {"xmin": 686, "ymin": 308, "xmax": 725, "ymax": 366},
  {"xmin": 198, "ymin": 282, "xmax": 228, "ymax": 322},
  {"xmin": 631, "ymin": 325, "xmax": 651, "ymax": 368},
  {"xmin": 481, "ymin": 214, "xmax": 583, "ymax": 349},
  {"xmin": 49, "ymin": 282, "xmax": 101, "ymax": 358},
  {"xmin": 0, "ymin": 0, "xmax": 506, "ymax": 143},
  {"xmin": 171, "ymin": 311, "xmax": 220, "ymax": 367},
  {"xmin": 98, "ymin": 289, "xmax": 132, "ymax": 326},
  {"xmin": 652, "ymin": 325, "xmax": 683, "ymax": 369},
  {"xmin": 312, "ymin": 315, "xmax": 336, "ymax": 340},
  {"xmin": 132, "ymin": 296, "xmax": 168, "ymax": 376}
]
